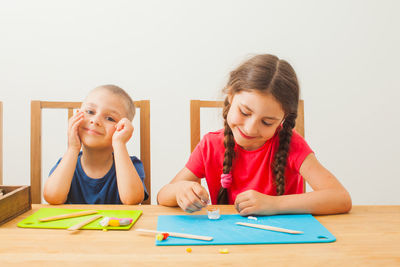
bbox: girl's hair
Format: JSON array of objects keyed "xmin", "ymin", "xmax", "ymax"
[
  {"xmin": 218, "ymin": 54, "xmax": 300, "ymax": 204},
  {"xmin": 93, "ymin": 84, "xmax": 136, "ymax": 120}
]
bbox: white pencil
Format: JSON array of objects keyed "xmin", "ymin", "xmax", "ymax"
[
  {"xmin": 135, "ymin": 228, "xmax": 213, "ymax": 241},
  {"xmin": 236, "ymin": 222, "xmax": 303, "ymax": 234}
]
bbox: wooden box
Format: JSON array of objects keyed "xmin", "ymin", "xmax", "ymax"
[{"xmin": 0, "ymin": 185, "xmax": 31, "ymax": 225}]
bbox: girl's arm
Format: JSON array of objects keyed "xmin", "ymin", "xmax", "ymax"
[
  {"xmin": 277, "ymin": 153, "xmax": 351, "ymax": 214},
  {"xmin": 235, "ymin": 153, "xmax": 352, "ymax": 216},
  {"xmin": 44, "ymin": 111, "xmax": 83, "ymax": 204},
  {"xmin": 157, "ymin": 167, "xmax": 209, "ymax": 213},
  {"xmin": 112, "ymin": 118, "xmax": 144, "ymax": 205}
]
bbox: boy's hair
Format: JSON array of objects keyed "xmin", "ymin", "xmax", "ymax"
[
  {"xmin": 92, "ymin": 84, "xmax": 136, "ymax": 120},
  {"xmin": 218, "ymin": 54, "xmax": 300, "ymax": 204}
]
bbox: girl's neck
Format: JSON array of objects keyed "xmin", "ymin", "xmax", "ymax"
[{"xmin": 80, "ymin": 146, "xmax": 114, "ymax": 178}]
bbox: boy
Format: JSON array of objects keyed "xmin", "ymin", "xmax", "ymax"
[{"xmin": 44, "ymin": 85, "xmax": 148, "ymax": 204}]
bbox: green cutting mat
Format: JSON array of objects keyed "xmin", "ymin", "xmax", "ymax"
[{"xmin": 17, "ymin": 208, "xmax": 142, "ymax": 230}]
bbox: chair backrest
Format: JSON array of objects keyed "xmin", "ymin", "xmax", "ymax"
[
  {"xmin": 30, "ymin": 100, "xmax": 151, "ymax": 204},
  {"xmin": 0, "ymin": 101, "xmax": 3, "ymax": 185},
  {"xmin": 190, "ymin": 99, "xmax": 305, "ymax": 190}
]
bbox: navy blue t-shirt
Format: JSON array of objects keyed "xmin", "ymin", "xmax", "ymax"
[{"xmin": 49, "ymin": 152, "xmax": 148, "ymax": 204}]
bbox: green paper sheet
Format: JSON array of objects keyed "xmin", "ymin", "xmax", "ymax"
[{"xmin": 18, "ymin": 208, "xmax": 142, "ymax": 230}]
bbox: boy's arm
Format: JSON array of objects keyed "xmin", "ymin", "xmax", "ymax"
[
  {"xmin": 113, "ymin": 142, "xmax": 145, "ymax": 204},
  {"xmin": 112, "ymin": 118, "xmax": 144, "ymax": 205},
  {"xmin": 43, "ymin": 111, "xmax": 83, "ymax": 204},
  {"xmin": 43, "ymin": 148, "xmax": 79, "ymax": 204}
]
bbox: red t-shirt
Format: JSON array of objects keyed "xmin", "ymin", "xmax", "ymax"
[{"xmin": 186, "ymin": 129, "xmax": 313, "ymax": 204}]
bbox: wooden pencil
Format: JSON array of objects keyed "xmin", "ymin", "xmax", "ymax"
[
  {"xmin": 236, "ymin": 222, "xmax": 303, "ymax": 234},
  {"xmin": 67, "ymin": 215, "xmax": 103, "ymax": 231},
  {"xmin": 39, "ymin": 210, "xmax": 99, "ymax": 222}
]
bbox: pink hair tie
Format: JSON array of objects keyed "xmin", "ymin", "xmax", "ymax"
[{"xmin": 220, "ymin": 173, "xmax": 232, "ymax": 188}]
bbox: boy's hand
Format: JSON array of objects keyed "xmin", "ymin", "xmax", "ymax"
[
  {"xmin": 234, "ymin": 190, "xmax": 279, "ymax": 216},
  {"xmin": 112, "ymin": 118, "xmax": 133, "ymax": 146},
  {"xmin": 68, "ymin": 110, "xmax": 83, "ymax": 152},
  {"xmin": 176, "ymin": 181, "xmax": 209, "ymax": 213}
]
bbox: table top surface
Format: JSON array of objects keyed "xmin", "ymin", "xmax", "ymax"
[{"xmin": 1, "ymin": 205, "xmax": 399, "ymax": 266}]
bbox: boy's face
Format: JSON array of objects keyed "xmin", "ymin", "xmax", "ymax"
[
  {"xmin": 227, "ymin": 90, "xmax": 285, "ymax": 151},
  {"xmin": 79, "ymin": 89, "xmax": 129, "ymax": 149}
]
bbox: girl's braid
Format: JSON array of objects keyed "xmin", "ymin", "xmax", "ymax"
[
  {"xmin": 217, "ymin": 98, "xmax": 235, "ymax": 204},
  {"xmin": 273, "ymin": 113, "xmax": 297, "ymax": 195}
]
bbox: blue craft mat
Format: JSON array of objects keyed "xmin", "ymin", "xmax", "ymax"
[{"xmin": 156, "ymin": 214, "xmax": 335, "ymax": 246}]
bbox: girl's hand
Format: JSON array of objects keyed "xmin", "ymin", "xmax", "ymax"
[
  {"xmin": 176, "ymin": 181, "xmax": 209, "ymax": 213},
  {"xmin": 68, "ymin": 110, "xmax": 84, "ymax": 152},
  {"xmin": 112, "ymin": 118, "xmax": 133, "ymax": 146},
  {"xmin": 234, "ymin": 190, "xmax": 279, "ymax": 216}
]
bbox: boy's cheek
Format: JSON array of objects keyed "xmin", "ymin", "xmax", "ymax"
[
  {"xmin": 80, "ymin": 116, "xmax": 88, "ymax": 124},
  {"xmin": 109, "ymin": 127, "xmax": 118, "ymax": 136},
  {"xmin": 77, "ymin": 128, "xmax": 83, "ymax": 136}
]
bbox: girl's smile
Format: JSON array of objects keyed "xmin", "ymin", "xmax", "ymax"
[{"xmin": 237, "ymin": 127, "xmax": 256, "ymax": 139}]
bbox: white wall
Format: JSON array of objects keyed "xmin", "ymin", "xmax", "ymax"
[{"xmin": 1, "ymin": 0, "xmax": 399, "ymax": 204}]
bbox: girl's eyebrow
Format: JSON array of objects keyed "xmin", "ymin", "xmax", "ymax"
[{"xmin": 240, "ymin": 103, "xmax": 280, "ymax": 121}]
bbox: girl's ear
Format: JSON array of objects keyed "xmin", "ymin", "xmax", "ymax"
[
  {"xmin": 227, "ymin": 93, "xmax": 233, "ymax": 104},
  {"xmin": 224, "ymin": 86, "xmax": 234, "ymax": 104}
]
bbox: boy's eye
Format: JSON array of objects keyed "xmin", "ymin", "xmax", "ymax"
[
  {"xmin": 106, "ymin": 116, "xmax": 116, "ymax": 122},
  {"xmin": 86, "ymin": 110, "xmax": 94, "ymax": 115}
]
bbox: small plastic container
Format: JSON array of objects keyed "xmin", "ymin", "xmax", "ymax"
[{"xmin": 207, "ymin": 207, "xmax": 220, "ymax": 220}]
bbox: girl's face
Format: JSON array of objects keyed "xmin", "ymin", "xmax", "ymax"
[
  {"xmin": 227, "ymin": 90, "xmax": 285, "ymax": 151},
  {"xmin": 79, "ymin": 89, "xmax": 128, "ymax": 149}
]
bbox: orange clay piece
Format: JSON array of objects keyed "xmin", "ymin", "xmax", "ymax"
[
  {"xmin": 186, "ymin": 248, "xmax": 192, "ymax": 253},
  {"xmin": 108, "ymin": 219, "xmax": 120, "ymax": 227}
]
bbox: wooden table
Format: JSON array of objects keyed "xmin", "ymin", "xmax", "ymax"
[{"xmin": 1, "ymin": 205, "xmax": 399, "ymax": 266}]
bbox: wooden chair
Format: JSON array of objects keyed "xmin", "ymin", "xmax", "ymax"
[
  {"xmin": 190, "ymin": 99, "xmax": 305, "ymax": 190},
  {"xmin": 0, "ymin": 101, "xmax": 2, "ymax": 185},
  {"xmin": 30, "ymin": 100, "xmax": 151, "ymax": 204}
]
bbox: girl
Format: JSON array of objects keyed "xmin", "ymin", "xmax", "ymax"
[{"xmin": 158, "ymin": 54, "xmax": 351, "ymax": 216}]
